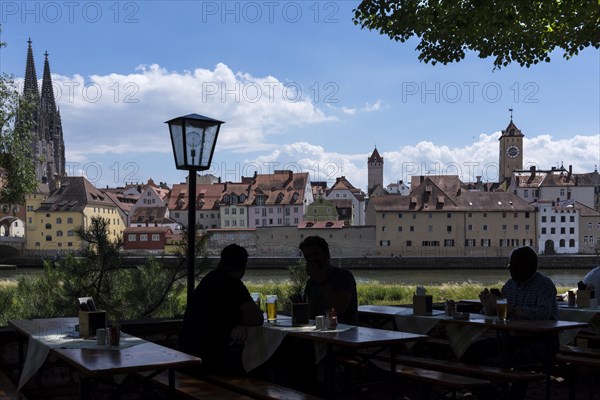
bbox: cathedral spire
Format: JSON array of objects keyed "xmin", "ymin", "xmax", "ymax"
[
  {"xmin": 23, "ymin": 38, "xmax": 39, "ymax": 99},
  {"xmin": 41, "ymin": 51, "xmax": 57, "ymax": 112}
]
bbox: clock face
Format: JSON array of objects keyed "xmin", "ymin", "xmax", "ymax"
[{"xmin": 506, "ymin": 145, "xmax": 520, "ymax": 159}]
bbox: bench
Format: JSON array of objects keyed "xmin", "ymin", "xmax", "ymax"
[
  {"xmin": 151, "ymin": 371, "xmax": 253, "ymax": 400},
  {"xmin": 202, "ymin": 373, "xmax": 323, "ymax": 400},
  {"xmin": 339, "ymin": 356, "xmax": 492, "ymax": 399},
  {"xmin": 395, "ymin": 354, "xmax": 546, "ymax": 384},
  {"xmin": 555, "ymin": 346, "xmax": 600, "ymax": 400},
  {"xmin": 0, "ymin": 370, "xmax": 25, "ymax": 400},
  {"xmin": 151, "ymin": 371, "xmax": 323, "ymax": 400}
]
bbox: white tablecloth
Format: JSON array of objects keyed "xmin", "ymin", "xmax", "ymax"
[
  {"xmin": 242, "ymin": 319, "xmax": 354, "ymax": 373},
  {"xmin": 18, "ymin": 320, "xmax": 144, "ymax": 390},
  {"xmin": 558, "ymin": 306, "xmax": 600, "ymax": 344},
  {"xmin": 393, "ymin": 309, "xmax": 488, "ymax": 358}
]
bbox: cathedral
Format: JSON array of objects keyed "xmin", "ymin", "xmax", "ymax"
[{"xmin": 21, "ymin": 39, "xmax": 66, "ymax": 191}]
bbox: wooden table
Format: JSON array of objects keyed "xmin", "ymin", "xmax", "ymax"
[
  {"xmin": 246, "ymin": 316, "xmax": 427, "ymax": 398},
  {"xmin": 9, "ymin": 318, "xmax": 201, "ymax": 400}
]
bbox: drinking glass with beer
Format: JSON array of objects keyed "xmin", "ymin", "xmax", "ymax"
[
  {"xmin": 266, "ymin": 295, "xmax": 277, "ymax": 322},
  {"xmin": 496, "ymin": 299, "xmax": 508, "ymax": 321}
]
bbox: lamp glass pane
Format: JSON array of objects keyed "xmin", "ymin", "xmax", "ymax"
[
  {"xmin": 185, "ymin": 121, "xmax": 218, "ymax": 169},
  {"xmin": 169, "ymin": 122, "xmax": 185, "ymax": 168}
]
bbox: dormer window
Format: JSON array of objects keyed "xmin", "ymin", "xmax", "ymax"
[
  {"xmin": 240, "ymin": 194, "xmax": 246, "ymax": 202},
  {"xmin": 231, "ymin": 196, "xmax": 238, "ymax": 205},
  {"xmin": 256, "ymin": 196, "xmax": 265, "ymax": 206},
  {"xmin": 277, "ymin": 193, "xmax": 284, "ymax": 202},
  {"xmin": 223, "ymin": 195, "xmax": 229, "ymax": 204},
  {"xmin": 292, "ymin": 193, "xmax": 299, "ymax": 202}
]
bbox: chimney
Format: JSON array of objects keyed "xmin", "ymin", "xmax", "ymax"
[
  {"xmin": 420, "ymin": 176, "xmax": 424, "ymax": 184},
  {"xmin": 476, "ymin": 176, "xmax": 481, "ymax": 184}
]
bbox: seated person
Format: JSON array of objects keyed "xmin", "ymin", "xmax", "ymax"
[
  {"xmin": 300, "ymin": 235, "xmax": 358, "ymax": 325},
  {"xmin": 178, "ymin": 244, "xmax": 263, "ymax": 374},
  {"xmin": 462, "ymin": 246, "xmax": 559, "ymax": 400}
]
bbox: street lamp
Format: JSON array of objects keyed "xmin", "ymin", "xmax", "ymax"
[{"xmin": 166, "ymin": 113, "xmax": 224, "ymax": 302}]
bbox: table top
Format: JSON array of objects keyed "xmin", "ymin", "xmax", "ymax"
[
  {"xmin": 9, "ymin": 318, "xmax": 201, "ymax": 378},
  {"xmin": 274, "ymin": 317, "xmax": 427, "ymax": 347},
  {"xmin": 357, "ymin": 305, "xmax": 589, "ymax": 333}
]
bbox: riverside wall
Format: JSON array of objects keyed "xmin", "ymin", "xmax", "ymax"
[{"xmin": 6, "ymin": 255, "xmax": 599, "ymax": 270}]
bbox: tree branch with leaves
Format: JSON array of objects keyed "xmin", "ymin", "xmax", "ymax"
[{"xmin": 353, "ymin": 0, "xmax": 600, "ymax": 68}]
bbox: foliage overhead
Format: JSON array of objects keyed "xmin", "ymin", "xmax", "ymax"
[
  {"xmin": 0, "ymin": 36, "xmax": 38, "ymax": 205},
  {"xmin": 353, "ymin": 0, "xmax": 600, "ymax": 68}
]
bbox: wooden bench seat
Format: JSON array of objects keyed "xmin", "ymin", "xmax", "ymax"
[
  {"xmin": 150, "ymin": 371, "xmax": 253, "ymax": 400},
  {"xmin": 394, "ymin": 354, "xmax": 546, "ymax": 383},
  {"xmin": 202, "ymin": 373, "xmax": 323, "ymax": 400},
  {"xmin": 559, "ymin": 344, "xmax": 600, "ymax": 358}
]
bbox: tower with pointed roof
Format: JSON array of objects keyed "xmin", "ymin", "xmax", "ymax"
[
  {"xmin": 21, "ymin": 39, "xmax": 66, "ymax": 191},
  {"xmin": 498, "ymin": 116, "xmax": 524, "ymax": 183},
  {"xmin": 367, "ymin": 147, "xmax": 384, "ymax": 195}
]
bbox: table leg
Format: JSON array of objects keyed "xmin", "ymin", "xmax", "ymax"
[
  {"xmin": 325, "ymin": 343, "xmax": 334, "ymax": 398},
  {"xmin": 168, "ymin": 369, "xmax": 175, "ymax": 396},
  {"xmin": 80, "ymin": 376, "xmax": 91, "ymax": 400}
]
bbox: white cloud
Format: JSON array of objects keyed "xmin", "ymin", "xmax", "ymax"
[
  {"xmin": 340, "ymin": 100, "xmax": 384, "ymax": 115},
  {"xmin": 46, "ymin": 63, "xmax": 335, "ymax": 159}
]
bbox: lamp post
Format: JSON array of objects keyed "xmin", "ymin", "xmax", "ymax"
[{"xmin": 166, "ymin": 113, "xmax": 224, "ymax": 302}]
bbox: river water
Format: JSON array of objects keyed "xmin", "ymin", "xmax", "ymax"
[{"xmin": 1, "ymin": 267, "xmax": 591, "ymax": 287}]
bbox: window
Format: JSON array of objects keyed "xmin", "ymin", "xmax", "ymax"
[
  {"xmin": 56, "ymin": 230, "xmax": 63, "ymax": 237},
  {"xmin": 483, "ymin": 213, "xmax": 487, "ymax": 218},
  {"xmin": 427, "ymin": 225, "xmax": 433, "ymax": 232},
  {"xmin": 514, "ymin": 213, "xmax": 518, "ymax": 218},
  {"xmin": 588, "ymin": 223, "xmax": 593, "ymax": 230},
  {"xmin": 468, "ymin": 213, "xmax": 472, "ymax": 218},
  {"xmin": 502, "ymin": 212, "xmax": 507, "ymax": 218},
  {"xmin": 483, "ymin": 225, "xmax": 488, "ymax": 231},
  {"xmin": 398, "ymin": 213, "xmax": 403, "ymax": 219},
  {"xmin": 551, "ymin": 228, "xmax": 556, "ymax": 234},
  {"xmin": 466, "ymin": 239, "xmax": 476, "ymax": 247},
  {"xmin": 398, "ymin": 226, "xmax": 402, "ymax": 232},
  {"xmin": 140, "ymin": 234, "xmax": 148, "ymax": 241},
  {"xmin": 446, "ymin": 226, "xmax": 452, "ymax": 233},
  {"xmin": 560, "ymin": 189, "xmax": 565, "ymax": 196},
  {"xmin": 128, "ymin": 234, "xmax": 136, "ymax": 241},
  {"xmin": 382, "ymin": 226, "xmax": 386, "ymax": 232},
  {"xmin": 152, "ymin": 234, "xmax": 160, "ymax": 241},
  {"xmin": 232, "ymin": 208, "xmax": 237, "ymax": 215},
  {"xmin": 559, "ymin": 239, "xmax": 565, "ymax": 247},
  {"xmin": 500, "ymin": 239, "xmax": 508, "ymax": 246},
  {"xmin": 56, "ymin": 217, "xmax": 62, "ymax": 224},
  {"xmin": 514, "ymin": 225, "xmax": 518, "ymax": 230},
  {"xmin": 240, "ymin": 208, "xmax": 245, "ymax": 215},
  {"xmin": 428, "ymin": 213, "xmax": 432, "ymax": 219},
  {"xmin": 422, "ymin": 241, "xmax": 440, "ymax": 247},
  {"xmin": 225, "ymin": 220, "xmax": 230, "ymax": 227},
  {"xmin": 412, "ymin": 213, "xmax": 417, "ymax": 219},
  {"xmin": 68, "ymin": 230, "xmax": 74, "ymax": 236},
  {"xmin": 502, "ymin": 225, "xmax": 507, "ymax": 231},
  {"xmin": 447, "ymin": 213, "xmax": 451, "ymax": 219},
  {"xmin": 524, "ymin": 189, "xmax": 528, "ymax": 197},
  {"xmin": 444, "ymin": 239, "xmax": 454, "ymax": 247},
  {"xmin": 561, "ymin": 227, "xmax": 566, "ymax": 234},
  {"xmin": 255, "ymin": 209, "xmax": 259, "ymax": 214},
  {"xmin": 542, "ymin": 216, "xmax": 547, "ymax": 222},
  {"xmin": 542, "ymin": 227, "xmax": 547, "ymax": 234},
  {"xmin": 570, "ymin": 216, "xmax": 575, "ymax": 222},
  {"xmin": 224, "ymin": 208, "xmax": 230, "ymax": 215},
  {"xmin": 551, "ymin": 216, "xmax": 556, "ymax": 223},
  {"xmin": 569, "ymin": 239, "xmax": 575, "ymax": 247},
  {"xmin": 561, "ymin": 216, "xmax": 566, "ymax": 223},
  {"xmin": 468, "ymin": 224, "xmax": 473, "ymax": 231},
  {"xmin": 45, "ymin": 223, "xmax": 51, "ymax": 229},
  {"xmin": 525, "ymin": 225, "xmax": 530, "ymax": 231},
  {"xmin": 410, "ymin": 226, "xmax": 414, "ymax": 232},
  {"xmin": 481, "ymin": 239, "xmax": 490, "ymax": 247},
  {"xmin": 525, "ymin": 212, "xmax": 530, "ymax": 218},
  {"xmin": 45, "ymin": 235, "xmax": 52, "ymax": 241},
  {"xmin": 382, "ymin": 213, "xmax": 386, "ymax": 219},
  {"xmin": 255, "ymin": 219, "xmax": 260, "ymax": 225},
  {"xmin": 406, "ymin": 240, "xmax": 412, "ymax": 247},
  {"xmin": 28, "ymin": 217, "xmax": 32, "ymax": 224},
  {"xmin": 380, "ymin": 240, "xmax": 390, "ymax": 246}
]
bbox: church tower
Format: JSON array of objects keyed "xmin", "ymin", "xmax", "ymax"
[
  {"xmin": 367, "ymin": 147, "xmax": 383, "ymax": 195},
  {"xmin": 498, "ymin": 114, "xmax": 524, "ymax": 182},
  {"xmin": 22, "ymin": 39, "xmax": 66, "ymax": 191}
]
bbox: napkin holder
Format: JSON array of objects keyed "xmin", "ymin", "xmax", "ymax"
[
  {"xmin": 413, "ymin": 295, "xmax": 433, "ymax": 315},
  {"xmin": 79, "ymin": 309, "xmax": 106, "ymax": 337},
  {"xmin": 291, "ymin": 303, "xmax": 309, "ymax": 326},
  {"xmin": 577, "ymin": 290, "xmax": 591, "ymax": 308}
]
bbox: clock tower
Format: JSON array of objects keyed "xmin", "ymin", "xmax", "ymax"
[{"xmin": 498, "ymin": 118, "xmax": 524, "ymax": 182}]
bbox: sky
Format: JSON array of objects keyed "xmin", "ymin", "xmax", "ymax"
[{"xmin": 1, "ymin": 1, "xmax": 599, "ymax": 193}]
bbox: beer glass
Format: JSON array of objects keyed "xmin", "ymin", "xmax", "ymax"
[
  {"xmin": 496, "ymin": 299, "xmax": 508, "ymax": 321},
  {"xmin": 251, "ymin": 292, "xmax": 261, "ymax": 310},
  {"xmin": 266, "ymin": 295, "xmax": 277, "ymax": 322}
]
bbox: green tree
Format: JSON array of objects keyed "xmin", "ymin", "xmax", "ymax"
[
  {"xmin": 0, "ymin": 32, "xmax": 38, "ymax": 205},
  {"xmin": 353, "ymin": 0, "xmax": 600, "ymax": 68}
]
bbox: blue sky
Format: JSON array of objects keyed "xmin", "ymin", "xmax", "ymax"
[{"xmin": 1, "ymin": 1, "xmax": 599, "ymax": 192}]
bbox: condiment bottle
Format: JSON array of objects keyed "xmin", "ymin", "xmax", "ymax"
[{"xmin": 326, "ymin": 308, "xmax": 337, "ymax": 330}]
